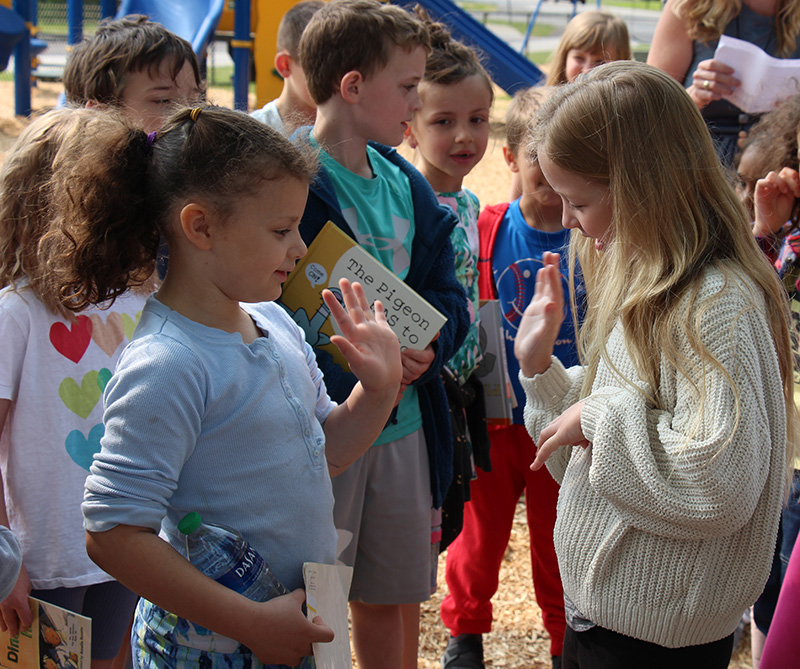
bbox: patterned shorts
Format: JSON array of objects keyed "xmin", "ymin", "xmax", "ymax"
[{"xmin": 132, "ymin": 598, "xmax": 315, "ymax": 668}]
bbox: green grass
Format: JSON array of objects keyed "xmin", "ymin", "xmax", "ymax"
[{"xmin": 600, "ymin": 0, "xmax": 663, "ymax": 9}]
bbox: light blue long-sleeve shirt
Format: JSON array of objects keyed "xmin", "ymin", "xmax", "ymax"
[{"xmin": 83, "ymin": 297, "xmax": 337, "ymax": 591}]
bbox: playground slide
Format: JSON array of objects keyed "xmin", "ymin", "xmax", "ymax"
[
  {"xmin": 400, "ymin": 0, "xmax": 544, "ymax": 94},
  {"xmin": 0, "ymin": 5, "xmax": 27, "ymax": 73},
  {"xmin": 116, "ymin": 0, "xmax": 226, "ymax": 57}
]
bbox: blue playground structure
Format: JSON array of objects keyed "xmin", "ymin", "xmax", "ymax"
[
  {"xmin": 401, "ymin": 0, "xmax": 545, "ymax": 94},
  {"xmin": 114, "ymin": 0, "xmax": 225, "ymax": 61},
  {"xmin": 6, "ymin": 0, "xmax": 574, "ymax": 117}
]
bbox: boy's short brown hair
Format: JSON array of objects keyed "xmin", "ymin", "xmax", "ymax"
[
  {"xmin": 277, "ymin": 1, "xmax": 325, "ymax": 58},
  {"xmin": 63, "ymin": 14, "xmax": 202, "ymax": 106},
  {"xmin": 298, "ymin": 0, "xmax": 430, "ymax": 106},
  {"xmin": 505, "ymin": 86, "xmax": 552, "ymax": 157}
]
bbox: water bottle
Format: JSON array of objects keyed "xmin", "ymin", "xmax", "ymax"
[{"xmin": 177, "ymin": 511, "xmax": 289, "ymax": 602}]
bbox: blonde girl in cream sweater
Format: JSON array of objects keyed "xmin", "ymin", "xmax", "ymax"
[{"xmin": 514, "ymin": 61, "xmax": 798, "ymax": 668}]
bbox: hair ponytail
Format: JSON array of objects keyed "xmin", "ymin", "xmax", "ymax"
[{"xmin": 42, "ymin": 114, "xmax": 159, "ymax": 311}]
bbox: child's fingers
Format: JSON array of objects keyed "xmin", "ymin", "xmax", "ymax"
[
  {"xmin": 347, "ymin": 280, "xmax": 372, "ymax": 316},
  {"xmin": 309, "ymin": 617, "xmax": 335, "ymax": 644}
]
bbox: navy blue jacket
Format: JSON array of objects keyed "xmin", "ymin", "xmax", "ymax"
[{"xmin": 298, "ymin": 139, "xmax": 469, "ymax": 507}]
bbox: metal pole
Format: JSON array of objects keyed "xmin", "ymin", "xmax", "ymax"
[
  {"xmin": 232, "ymin": 0, "xmax": 252, "ymax": 111},
  {"xmin": 67, "ymin": 0, "xmax": 83, "ymax": 46},
  {"xmin": 100, "ymin": 0, "xmax": 116, "ymax": 19},
  {"xmin": 520, "ymin": 0, "xmax": 545, "ymax": 55},
  {"xmin": 13, "ymin": 0, "xmax": 31, "ymax": 117}
]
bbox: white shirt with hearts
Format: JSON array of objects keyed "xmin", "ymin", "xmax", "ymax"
[{"xmin": 0, "ymin": 284, "xmax": 147, "ymax": 589}]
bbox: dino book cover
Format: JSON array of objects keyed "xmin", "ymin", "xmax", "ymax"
[
  {"xmin": 280, "ymin": 221, "xmax": 446, "ymax": 370},
  {"xmin": 0, "ymin": 598, "xmax": 90, "ymax": 669}
]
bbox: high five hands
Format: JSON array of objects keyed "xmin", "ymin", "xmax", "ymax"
[
  {"xmin": 513, "ymin": 252, "xmax": 589, "ymax": 471},
  {"xmin": 322, "ymin": 278, "xmax": 402, "ymax": 394}
]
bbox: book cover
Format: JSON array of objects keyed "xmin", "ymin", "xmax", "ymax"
[
  {"xmin": 280, "ymin": 222, "xmax": 447, "ymax": 369},
  {"xmin": 0, "ymin": 598, "xmax": 90, "ymax": 669},
  {"xmin": 474, "ymin": 300, "xmax": 516, "ymax": 425},
  {"xmin": 303, "ymin": 562, "xmax": 353, "ymax": 669}
]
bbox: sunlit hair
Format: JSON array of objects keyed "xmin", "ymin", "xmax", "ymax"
[
  {"xmin": 0, "ymin": 108, "xmax": 105, "ymax": 314},
  {"xmin": 738, "ymin": 93, "xmax": 800, "ymax": 231},
  {"xmin": 277, "ymin": 1, "xmax": 325, "ymax": 58},
  {"xmin": 63, "ymin": 14, "xmax": 203, "ymax": 107},
  {"xmin": 673, "ymin": 0, "xmax": 800, "ymax": 57},
  {"xmin": 298, "ymin": 0, "xmax": 430, "ymax": 105},
  {"xmin": 42, "ymin": 105, "xmax": 317, "ymax": 311},
  {"xmin": 545, "ymin": 11, "xmax": 631, "ymax": 86},
  {"xmin": 412, "ymin": 4, "xmax": 493, "ymax": 103},
  {"xmin": 530, "ymin": 60, "xmax": 799, "ymax": 473},
  {"xmin": 505, "ymin": 85, "xmax": 552, "ymax": 156}
]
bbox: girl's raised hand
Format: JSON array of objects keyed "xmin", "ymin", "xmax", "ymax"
[
  {"xmin": 531, "ymin": 401, "xmax": 589, "ymax": 471},
  {"xmin": 753, "ymin": 167, "xmax": 800, "ymax": 237},
  {"xmin": 322, "ymin": 278, "xmax": 402, "ymax": 393},
  {"xmin": 514, "ymin": 252, "xmax": 565, "ymax": 377}
]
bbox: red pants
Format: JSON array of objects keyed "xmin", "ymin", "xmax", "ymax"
[{"xmin": 440, "ymin": 424, "xmax": 566, "ymax": 655}]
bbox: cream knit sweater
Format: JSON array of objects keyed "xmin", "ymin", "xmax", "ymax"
[{"xmin": 520, "ymin": 267, "xmax": 786, "ymax": 648}]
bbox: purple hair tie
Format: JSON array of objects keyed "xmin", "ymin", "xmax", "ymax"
[{"xmin": 145, "ymin": 131, "xmax": 157, "ymax": 149}]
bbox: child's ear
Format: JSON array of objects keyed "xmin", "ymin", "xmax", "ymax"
[
  {"xmin": 340, "ymin": 70, "xmax": 364, "ymax": 104},
  {"xmin": 274, "ymin": 50, "xmax": 292, "ymax": 79},
  {"xmin": 404, "ymin": 124, "xmax": 418, "ymax": 149},
  {"xmin": 179, "ymin": 202, "xmax": 213, "ymax": 250},
  {"xmin": 503, "ymin": 145, "xmax": 520, "ymax": 173}
]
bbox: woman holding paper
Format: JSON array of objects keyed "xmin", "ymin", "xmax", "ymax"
[{"xmin": 648, "ymin": 0, "xmax": 800, "ymax": 165}]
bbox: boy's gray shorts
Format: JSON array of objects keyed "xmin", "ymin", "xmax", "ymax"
[{"xmin": 331, "ymin": 427, "xmax": 432, "ymax": 605}]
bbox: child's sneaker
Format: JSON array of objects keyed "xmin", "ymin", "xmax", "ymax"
[{"xmin": 440, "ymin": 633, "xmax": 484, "ymax": 669}]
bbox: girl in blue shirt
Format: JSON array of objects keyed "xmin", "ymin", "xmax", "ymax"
[{"xmin": 42, "ymin": 105, "xmax": 402, "ymax": 668}]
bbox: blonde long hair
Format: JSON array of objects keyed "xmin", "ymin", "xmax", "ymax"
[
  {"xmin": 530, "ymin": 61, "xmax": 798, "ymax": 470},
  {"xmin": 673, "ymin": 0, "xmax": 800, "ymax": 57}
]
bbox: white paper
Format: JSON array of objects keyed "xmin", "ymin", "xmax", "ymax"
[
  {"xmin": 303, "ymin": 562, "xmax": 354, "ymax": 669},
  {"xmin": 713, "ymin": 35, "xmax": 800, "ymax": 114}
]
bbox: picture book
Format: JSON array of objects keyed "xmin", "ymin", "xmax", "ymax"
[
  {"xmin": 280, "ymin": 221, "xmax": 447, "ymax": 369},
  {"xmin": 0, "ymin": 598, "xmax": 90, "ymax": 669},
  {"xmin": 474, "ymin": 300, "xmax": 516, "ymax": 425},
  {"xmin": 303, "ymin": 562, "xmax": 354, "ymax": 669}
]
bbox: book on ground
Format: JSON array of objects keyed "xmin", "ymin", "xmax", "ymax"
[
  {"xmin": 280, "ymin": 222, "xmax": 447, "ymax": 370},
  {"xmin": 0, "ymin": 597, "xmax": 90, "ymax": 669}
]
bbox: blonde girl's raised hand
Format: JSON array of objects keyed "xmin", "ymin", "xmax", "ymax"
[
  {"xmin": 514, "ymin": 252, "xmax": 565, "ymax": 378},
  {"xmin": 753, "ymin": 167, "xmax": 800, "ymax": 236},
  {"xmin": 322, "ymin": 278, "xmax": 402, "ymax": 393}
]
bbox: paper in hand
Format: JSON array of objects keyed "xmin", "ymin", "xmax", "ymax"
[{"xmin": 713, "ymin": 35, "xmax": 800, "ymax": 114}]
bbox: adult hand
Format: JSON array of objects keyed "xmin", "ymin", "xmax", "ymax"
[
  {"xmin": 689, "ymin": 58, "xmax": 740, "ymax": 109},
  {"xmin": 0, "ymin": 565, "xmax": 32, "ymax": 638},
  {"xmin": 323, "ymin": 278, "xmax": 402, "ymax": 394},
  {"xmin": 531, "ymin": 401, "xmax": 589, "ymax": 471},
  {"xmin": 400, "ymin": 345, "xmax": 435, "ymax": 386},
  {"xmin": 514, "ymin": 252, "xmax": 564, "ymax": 378}
]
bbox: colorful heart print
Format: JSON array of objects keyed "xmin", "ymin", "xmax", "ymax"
[
  {"xmin": 50, "ymin": 315, "xmax": 93, "ymax": 363},
  {"xmin": 65, "ymin": 423, "xmax": 104, "ymax": 471}
]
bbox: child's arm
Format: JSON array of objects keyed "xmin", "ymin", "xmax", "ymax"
[
  {"xmin": 0, "ymin": 400, "xmax": 33, "ymax": 638},
  {"xmin": 86, "ymin": 524, "xmax": 333, "ymax": 666},
  {"xmin": 754, "ymin": 167, "xmax": 800, "ymax": 237},
  {"xmin": 320, "ymin": 280, "xmax": 402, "ymax": 473}
]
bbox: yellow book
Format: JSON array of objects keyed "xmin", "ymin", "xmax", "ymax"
[
  {"xmin": 0, "ymin": 598, "xmax": 90, "ymax": 669},
  {"xmin": 280, "ymin": 222, "xmax": 447, "ymax": 370}
]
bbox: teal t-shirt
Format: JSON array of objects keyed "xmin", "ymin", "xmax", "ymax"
[{"xmin": 316, "ymin": 140, "xmax": 422, "ymax": 445}]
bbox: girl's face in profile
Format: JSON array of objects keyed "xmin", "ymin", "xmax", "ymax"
[{"xmin": 538, "ymin": 153, "xmax": 613, "ymax": 251}]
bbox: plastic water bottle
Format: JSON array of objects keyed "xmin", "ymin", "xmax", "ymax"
[{"xmin": 177, "ymin": 511, "xmax": 289, "ymax": 602}]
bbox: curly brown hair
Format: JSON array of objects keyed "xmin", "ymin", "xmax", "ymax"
[
  {"xmin": 43, "ymin": 104, "xmax": 318, "ymax": 311},
  {"xmin": 0, "ymin": 108, "xmax": 106, "ymax": 314}
]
